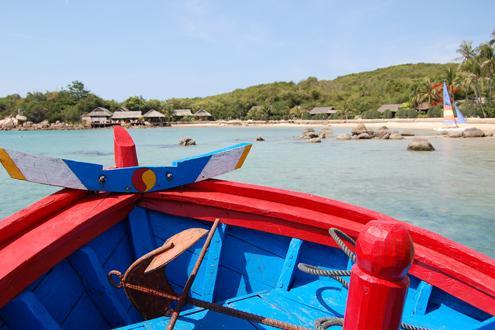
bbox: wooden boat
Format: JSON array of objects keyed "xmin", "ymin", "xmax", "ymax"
[{"xmin": 0, "ymin": 127, "xmax": 494, "ymax": 330}]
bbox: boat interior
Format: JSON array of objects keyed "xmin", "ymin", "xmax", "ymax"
[{"xmin": 1, "ymin": 203, "xmax": 493, "ymax": 330}]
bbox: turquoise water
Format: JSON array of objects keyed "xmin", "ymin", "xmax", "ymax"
[{"xmin": 1, "ymin": 127, "xmax": 494, "ymax": 257}]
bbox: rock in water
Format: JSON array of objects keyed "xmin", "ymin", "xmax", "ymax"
[
  {"xmin": 447, "ymin": 130, "xmax": 463, "ymax": 138},
  {"xmin": 462, "ymin": 127, "xmax": 485, "ymax": 138},
  {"xmin": 352, "ymin": 123, "xmax": 369, "ymax": 136},
  {"xmin": 407, "ymin": 138, "xmax": 435, "ymax": 151},
  {"xmin": 357, "ymin": 133, "xmax": 372, "ymax": 139},
  {"xmin": 375, "ymin": 127, "xmax": 392, "ymax": 139},
  {"xmin": 300, "ymin": 128, "xmax": 319, "ymax": 139},
  {"xmin": 401, "ymin": 130, "xmax": 415, "ymax": 136},
  {"xmin": 256, "ymin": 136, "xmax": 265, "ymax": 141},
  {"xmin": 179, "ymin": 137, "xmax": 196, "ymax": 146},
  {"xmin": 308, "ymin": 137, "xmax": 322, "ymax": 143},
  {"xmin": 319, "ymin": 127, "xmax": 332, "ymax": 139},
  {"xmin": 336, "ymin": 133, "xmax": 351, "ymax": 140},
  {"xmin": 389, "ymin": 133, "xmax": 404, "ymax": 140}
]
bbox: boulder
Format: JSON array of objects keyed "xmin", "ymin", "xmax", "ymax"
[
  {"xmin": 308, "ymin": 137, "xmax": 322, "ymax": 143},
  {"xmin": 179, "ymin": 137, "xmax": 196, "ymax": 146},
  {"xmin": 447, "ymin": 130, "xmax": 463, "ymax": 138},
  {"xmin": 256, "ymin": 136, "xmax": 265, "ymax": 141},
  {"xmin": 336, "ymin": 133, "xmax": 351, "ymax": 140},
  {"xmin": 407, "ymin": 138, "xmax": 435, "ymax": 151},
  {"xmin": 300, "ymin": 130, "xmax": 319, "ymax": 139},
  {"xmin": 389, "ymin": 133, "xmax": 404, "ymax": 140},
  {"xmin": 462, "ymin": 127, "xmax": 485, "ymax": 138},
  {"xmin": 39, "ymin": 120, "xmax": 50, "ymax": 129},
  {"xmin": 375, "ymin": 127, "xmax": 392, "ymax": 139},
  {"xmin": 357, "ymin": 133, "xmax": 372, "ymax": 139},
  {"xmin": 0, "ymin": 117, "xmax": 16, "ymax": 129},
  {"xmin": 319, "ymin": 127, "xmax": 332, "ymax": 139},
  {"xmin": 401, "ymin": 130, "xmax": 415, "ymax": 136},
  {"xmin": 352, "ymin": 123, "xmax": 373, "ymax": 136}
]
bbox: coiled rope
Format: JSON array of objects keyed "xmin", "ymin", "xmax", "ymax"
[{"xmin": 298, "ymin": 228, "xmax": 429, "ymax": 330}]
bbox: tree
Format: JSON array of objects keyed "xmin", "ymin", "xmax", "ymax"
[{"xmin": 66, "ymin": 81, "xmax": 89, "ymax": 100}]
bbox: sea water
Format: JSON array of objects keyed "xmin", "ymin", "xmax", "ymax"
[{"xmin": 1, "ymin": 127, "xmax": 494, "ymax": 257}]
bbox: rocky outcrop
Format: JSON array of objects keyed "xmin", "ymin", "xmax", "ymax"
[
  {"xmin": 308, "ymin": 137, "xmax": 322, "ymax": 143},
  {"xmin": 357, "ymin": 132, "xmax": 372, "ymax": 139},
  {"xmin": 179, "ymin": 137, "xmax": 196, "ymax": 146},
  {"xmin": 447, "ymin": 130, "xmax": 463, "ymax": 138},
  {"xmin": 407, "ymin": 138, "xmax": 435, "ymax": 151},
  {"xmin": 256, "ymin": 136, "xmax": 265, "ymax": 141},
  {"xmin": 351, "ymin": 123, "xmax": 374, "ymax": 137},
  {"xmin": 300, "ymin": 128, "xmax": 319, "ymax": 139},
  {"xmin": 462, "ymin": 127, "xmax": 485, "ymax": 138},
  {"xmin": 374, "ymin": 126, "xmax": 392, "ymax": 139},
  {"xmin": 336, "ymin": 133, "xmax": 351, "ymax": 140},
  {"xmin": 389, "ymin": 133, "xmax": 404, "ymax": 140}
]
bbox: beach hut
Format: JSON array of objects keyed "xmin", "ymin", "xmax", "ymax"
[
  {"xmin": 416, "ymin": 102, "xmax": 431, "ymax": 115},
  {"xmin": 309, "ymin": 107, "xmax": 337, "ymax": 119},
  {"xmin": 193, "ymin": 109, "xmax": 213, "ymax": 121},
  {"xmin": 143, "ymin": 109, "xmax": 167, "ymax": 126},
  {"xmin": 377, "ymin": 104, "xmax": 401, "ymax": 118},
  {"xmin": 173, "ymin": 109, "xmax": 193, "ymax": 120},
  {"xmin": 86, "ymin": 107, "xmax": 113, "ymax": 127},
  {"xmin": 111, "ymin": 111, "xmax": 142, "ymax": 125}
]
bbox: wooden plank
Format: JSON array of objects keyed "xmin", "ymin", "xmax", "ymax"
[
  {"xmin": 198, "ymin": 223, "xmax": 226, "ymax": 302},
  {"xmin": 276, "ymin": 238, "xmax": 303, "ymax": 291},
  {"xmin": 114, "ymin": 125, "xmax": 138, "ymax": 168},
  {"xmin": 0, "ymin": 193, "xmax": 138, "ymax": 308},
  {"xmin": 128, "ymin": 207, "xmax": 154, "ymax": 258},
  {"xmin": 476, "ymin": 317, "xmax": 495, "ymax": 330},
  {"xmin": 0, "ymin": 143, "xmax": 252, "ymax": 193},
  {"xmin": 0, "ymin": 189, "xmax": 88, "ymax": 248},
  {"xmin": 69, "ymin": 247, "xmax": 132, "ymax": 326},
  {"xmin": 412, "ymin": 281, "xmax": 432, "ymax": 316},
  {"xmin": 0, "ymin": 292, "xmax": 61, "ymax": 330}
]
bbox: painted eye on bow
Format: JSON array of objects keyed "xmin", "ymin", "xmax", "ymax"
[{"xmin": 131, "ymin": 168, "xmax": 157, "ymax": 192}]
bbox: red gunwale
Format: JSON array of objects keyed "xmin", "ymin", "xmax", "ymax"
[{"xmin": 0, "ymin": 179, "xmax": 494, "ymax": 316}]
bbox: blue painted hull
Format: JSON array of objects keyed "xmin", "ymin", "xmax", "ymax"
[{"xmin": 1, "ymin": 205, "xmax": 493, "ymax": 330}]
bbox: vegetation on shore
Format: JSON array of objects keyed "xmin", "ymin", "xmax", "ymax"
[{"xmin": 1, "ymin": 32, "xmax": 494, "ymax": 123}]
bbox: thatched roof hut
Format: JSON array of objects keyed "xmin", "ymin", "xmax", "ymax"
[
  {"xmin": 87, "ymin": 107, "xmax": 112, "ymax": 117},
  {"xmin": 111, "ymin": 111, "xmax": 142, "ymax": 122},
  {"xmin": 143, "ymin": 109, "xmax": 165, "ymax": 119},
  {"xmin": 417, "ymin": 102, "xmax": 431, "ymax": 112},
  {"xmin": 173, "ymin": 109, "xmax": 193, "ymax": 118},
  {"xmin": 309, "ymin": 107, "xmax": 336, "ymax": 116},
  {"xmin": 193, "ymin": 109, "xmax": 212, "ymax": 120}
]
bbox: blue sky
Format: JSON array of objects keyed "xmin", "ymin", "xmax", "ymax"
[{"xmin": 1, "ymin": 0, "xmax": 493, "ymax": 100}]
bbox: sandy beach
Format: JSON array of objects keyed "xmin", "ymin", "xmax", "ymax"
[{"xmin": 172, "ymin": 118, "xmax": 495, "ymax": 134}]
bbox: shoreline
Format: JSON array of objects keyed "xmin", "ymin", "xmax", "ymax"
[{"xmin": 2, "ymin": 118, "xmax": 495, "ymax": 133}]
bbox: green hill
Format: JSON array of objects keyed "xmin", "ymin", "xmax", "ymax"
[
  {"xmin": 172, "ymin": 63, "xmax": 455, "ymax": 120},
  {"xmin": 0, "ymin": 63, "xmax": 457, "ymax": 122}
]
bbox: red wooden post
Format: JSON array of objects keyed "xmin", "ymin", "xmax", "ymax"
[
  {"xmin": 343, "ymin": 220, "xmax": 414, "ymax": 330},
  {"xmin": 114, "ymin": 126, "xmax": 139, "ymax": 167}
]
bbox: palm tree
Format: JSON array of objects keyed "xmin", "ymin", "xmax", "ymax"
[
  {"xmin": 457, "ymin": 41, "xmax": 476, "ymax": 62},
  {"xmin": 479, "ymin": 43, "xmax": 495, "ymax": 103},
  {"xmin": 489, "ymin": 30, "xmax": 495, "ymax": 46}
]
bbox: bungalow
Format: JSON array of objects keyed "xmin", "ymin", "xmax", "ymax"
[
  {"xmin": 86, "ymin": 107, "xmax": 113, "ymax": 127},
  {"xmin": 377, "ymin": 104, "xmax": 401, "ymax": 118},
  {"xmin": 309, "ymin": 107, "xmax": 337, "ymax": 118},
  {"xmin": 173, "ymin": 109, "xmax": 193, "ymax": 120},
  {"xmin": 143, "ymin": 109, "xmax": 167, "ymax": 126},
  {"xmin": 416, "ymin": 102, "xmax": 431, "ymax": 114},
  {"xmin": 193, "ymin": 109, "xmax": 213, "ymax": 121},
  {"xmin": 111, "ymin": 111, "xmax": 142, "ymax": 124}
]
